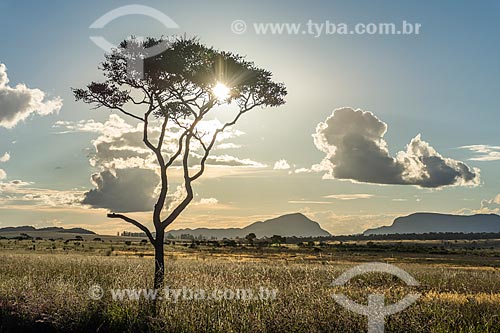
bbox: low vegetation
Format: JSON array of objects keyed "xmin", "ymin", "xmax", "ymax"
[{"xmin": 1, "ymin": 238, "xmax": 500, "ymax": 332}]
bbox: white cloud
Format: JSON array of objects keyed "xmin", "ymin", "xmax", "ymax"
[
  {"xmin": 197, "ymin": 197, "xmax": 219, "ymax": 205},
  {"xmin": 477, "ymin": 194, "xmax": 500, "ymax": 214},
  {"xmin": 287, "ymin": 193, "xmax": 374, "ymax": 204},
  {"xmin": 0, "ymin": 152, "xmax": 10, "ymax": 162},
  {"xmin": 293, "ymin": 160, "xmax": 333, "ymax": 175},
  {"xmin": 0, "ymin": 63, "xmax": 62, "ymax": 128},
  {"xmin": 288, "ymin": 200, "xmax": 331, "ymax": 204},
  {"xmin": 55, "ymin": 115, "xmax": 155, "ymax": 170},
  {"xmin": 323, "ymin": 194, "xmax": 374, "ymax": 200},
  {"xmin": 0, "ymin": 179, "xmax": 83, "ymax": 207},
  {"xmin": 458, "ymin": 145, "xmax": 500, "ymax": 161},
  {"xmin": 313, "ymin": 107, "xmax": 480, "ymax": 188},
  {"xmin": 202, "ymin": 154, "xmax": 266, "ymax": 168},
  {"xmin": 273, "ymin": 159, "xmax": 291, "ymax": 170},
  {"xmin": 53, "ymin": 119, "xmax": 107, "ymax": 134},
  {"xmin": 458, "ymin": 194, "xmax": 500, "ymax": 215},
  {"xmin": 0, "ymin": 152, "xmax": 9, "ymax": 179},
  {"xmin": 166, "ymin": 185, "xmax": 187, "ymax": 211},
  {"xmin": 0, "ymin": 179, "xmax": 33, "ymax": 190}
]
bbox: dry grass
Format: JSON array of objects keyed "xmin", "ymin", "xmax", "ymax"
[{"xmin": 1, "ymin": 247, "xmax": 500, "ymax": 332}]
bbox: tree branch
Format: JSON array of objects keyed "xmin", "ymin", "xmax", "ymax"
[
  {"xmin": 107, "ymin": 213, "xmax": 155, "ymax": 244},
  {"xmin": 160, "ymin": 101, "xmax": 257, "ymax": 229},
  {"xmin": 164, "ymin": 98, "xmax": 214, "ymax": 167},
  {"xmin": 91, "ymin": 92, "xmax": 145, "ymax": 122},
  {"xmin": 160, "ymin": 130, "xmax": 195, "ymax": 229},
  {"xmin": 190, "ymin": 103, "xmax": 260, "ymax": 182},
  {"xmin": 142, "ymin": 95, "xmax": 170, "ymax": 229}
]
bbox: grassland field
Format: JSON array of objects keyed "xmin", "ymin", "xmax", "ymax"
[{"xmin": 1, "ymin": 237, "xmax": 500, "ymax": 332}]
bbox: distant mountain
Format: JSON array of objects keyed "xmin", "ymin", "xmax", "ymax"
[
  {"xmin": 0, "ymin": 226, "xmax": 96, "ymax": 235},
  {"xmin": 166, "ymin": 213, "xmax": 331, "ymax": 239},
  {"xmin": 364, "ymin": 213, "xmax": 500, "ymax": 235}
]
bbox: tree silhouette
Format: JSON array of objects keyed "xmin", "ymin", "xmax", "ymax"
[
  {"xmin": 271, "ymin": 235, "xmax": 285, "ymax": 246},
  {"xmin": 73, "ymin": 37, "xmax": 286, "ymax": 289},
  {"xmin": 245, "ymin": 232, "xmax": 257, "ymax": 246}
]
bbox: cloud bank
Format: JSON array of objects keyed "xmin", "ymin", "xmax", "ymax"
[
  {"xmin": 0, "ymin": 64, "xmax": 62, "ymax": 128},
  {"xmin": 54, "ymin": 115, "xmax": 264, "ymax": 170},
  {"xmin": 55, "ymin": 114, "xmax": 264, "ymax": 212},
  {"xmin": 313, "ymin": 107, "xmax": 480, "ymax": 188},
  {"xmin": 81, "ymin": 168, "xmax": 159, "ymax": 213}
]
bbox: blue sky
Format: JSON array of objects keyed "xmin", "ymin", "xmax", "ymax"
[{"xmin": 0, "ymin": 0, "xmax": 499, "ymax": 234}]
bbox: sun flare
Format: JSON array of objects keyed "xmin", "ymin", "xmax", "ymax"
[{"xmin": 212, "ymin": 82, "xmax": 230, "ymax": 101}]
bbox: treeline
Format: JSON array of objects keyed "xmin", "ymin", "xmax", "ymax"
[
  {"xmin": 115, "ymin": 231, "xmax": 500, "ymax": 243},
  {"xmin": 280, "ymin": 232, "xmax": 500, "ymax": 244},
  {"xmin": 325, "ymin": 232, "xmax": 500, "ymax": 242},
  {"xmin": 162, "ymin": 232, "xmax": 500, "ymax": 244}
]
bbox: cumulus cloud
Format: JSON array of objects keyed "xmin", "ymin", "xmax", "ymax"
[
  {"xmin": 54, "ymin": 115, "xmax": 266, "ymax": 212},
  {"xmin": 273, "ymin": 159, "xmax": 291, "ymax": 170},
  {"xmin": 82, "ymin": 168, "xmax": 159, "ymax": 212},
  {"xmin": 458, "ymin": 145, "xmax": 500, "ymax": 161},
  {"xmin": 55, "ymin": 115, "xmax": 154, "ymax": 169},
  {"xmin": 0, "ymin": 63, "xmax": 62, "ymax": 128},
  {"xmin": 477, "ymin": 194, "xmax": 500, "ymax": 214},
  {"xmin": 313, "ymin": 107, "xmax": 480, "ymax": 188}
]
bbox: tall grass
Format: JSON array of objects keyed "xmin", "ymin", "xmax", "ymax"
[{"xmin": 1, "ymin": 252, "xmax": 500, "ymax": 332}]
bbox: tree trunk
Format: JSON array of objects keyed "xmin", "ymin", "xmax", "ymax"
[{"xmin": 154, "ymin": 229, "xmax": 165, "ymax": 290}]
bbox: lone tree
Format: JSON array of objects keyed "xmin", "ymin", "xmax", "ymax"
[{"xmin": 73, "ymin": 37, "xmax": 286, "ymax": 289}]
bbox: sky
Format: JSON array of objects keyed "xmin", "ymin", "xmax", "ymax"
[{"xmin": 0, "ymin": 0, "xmax": 499, "ymax": 235}]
